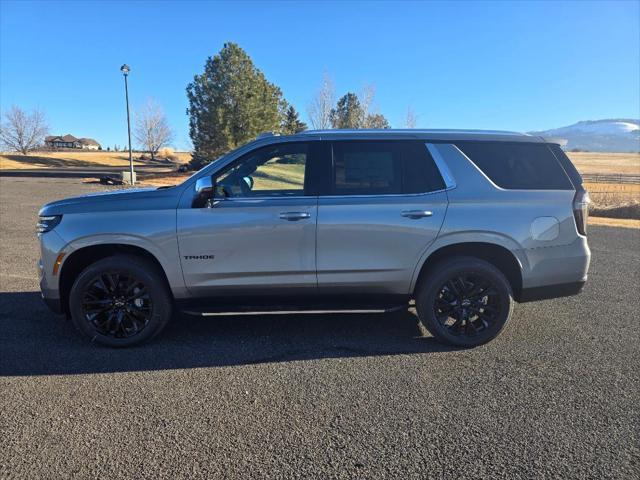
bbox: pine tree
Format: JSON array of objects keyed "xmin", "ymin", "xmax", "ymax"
[
  {"xmin": 281, "ymin": 105, "xmax": 307, "ymax": 134},
  {"xmin": 330, "ymin": 93, "xmax": 364, "ymax": 129},
  {"xmin": 187, "ymin": 43, "xmax": 283, "ymax": 168},
  {"xmin": 363, "ymin": 113, "xmax": 391, "ymax": 129}
]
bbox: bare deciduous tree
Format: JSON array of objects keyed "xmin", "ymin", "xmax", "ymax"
[
  {"xmin": 307, "ymin": 71, "xmax": 335, "ymax": 129},
  {"xmin": 134, "ymin": 98, "xmax": 173, "ymax": 160},
  {"xmin": 405, "ymin": 107, "xmax": 418, "ymax": 129},
  {"xmin": 359, "ymin": 83, "xmax": 376, "ymax": 127},
  {"xmin": 0, "ymin": 105, "xmax": 49, "ymax": 155},
  {"xmin": 358, "ymin": 84, "xmax": 390, "ymax": 129}
]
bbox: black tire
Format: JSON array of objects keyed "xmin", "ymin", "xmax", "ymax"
[
  {"xmin": 69, "ymin": 254, "xmax": 172, "ymax": 347},
  {"xmin": 416, "ymin": 257, "xmax": 514, "ymax": 348}
]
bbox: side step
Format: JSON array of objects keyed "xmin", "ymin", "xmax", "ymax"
[{"xmin": 181, "ymin": 304, "xmax": 407, "ymax": 317}]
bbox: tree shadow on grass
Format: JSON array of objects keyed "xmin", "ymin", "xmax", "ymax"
[
  {"xmin": 1, "ymin": 154, "xmax": 178, "ymax": 169},
  {"xmin": 0, "ymin": 291, "xmax": 454, "ymax": 377},
  {"xmin": 1, "ymin": 154, "xmax": 100, "ymax": 168}
]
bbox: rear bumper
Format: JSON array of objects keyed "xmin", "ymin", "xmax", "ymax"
[
  {"xmin": 517, "ymin": 280, "xmax": 585, "ymax": 303},
  {"xmin": 521, "ymin": 236, "xmax": 590, "ymax": 290}
]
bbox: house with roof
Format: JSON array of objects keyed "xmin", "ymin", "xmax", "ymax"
[{"xmin": 45, "ymin": 134, "xmax": 101, "ymax": 150}]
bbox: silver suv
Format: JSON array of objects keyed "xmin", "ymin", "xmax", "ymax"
[{"xmin": 38, "ymin": 130, "xmax": 591, "ymax": 348}]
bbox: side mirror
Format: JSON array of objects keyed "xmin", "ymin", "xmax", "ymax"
[
  {"xmin": 243, "ymin": 175, "xmax": 254, "ymax": 190},
  {"xmin": 192, "ymin": 176, "xmax": 214, "ymax": 208}
]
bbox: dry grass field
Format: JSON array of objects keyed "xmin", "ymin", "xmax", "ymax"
[
  {"xmin": 0, "ymin": 150, "xmax": 191, "ymax": 170},
  {"xmin": 567, "ymin": 152, "xmax": 640, "ymax": 175},
  {"xmin": 585, "ymin": 181, "xmax": 640, "ymax": 219}
]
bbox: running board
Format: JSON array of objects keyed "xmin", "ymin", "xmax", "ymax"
[{"xmin": 181, "ymin": 304, "xmax": 406, "ymax": 317}]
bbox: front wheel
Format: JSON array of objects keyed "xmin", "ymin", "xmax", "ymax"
[
  {"xmin": 68, "ymin": 254, "xmax": 172, "ymax": 347},
  {"xmin": 416, "ymin": 257, "xmax": 514, "ymax": 348}
]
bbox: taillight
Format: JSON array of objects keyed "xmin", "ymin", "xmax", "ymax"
[{"xmin": 573, "ymin": 189, "xmax": 590, "ymax": 236}]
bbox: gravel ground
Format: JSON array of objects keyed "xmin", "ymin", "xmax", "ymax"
[{"xmin": 1, "ymin": 177, "xmax": 639, "ymax": 479}]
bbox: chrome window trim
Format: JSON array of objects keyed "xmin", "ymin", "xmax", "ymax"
[
  {"xmin": 426, "ymin": 143, "xmax": 457, "ymax": 190},
  {"xmin": 212, "ymin": 195, "xmax": 312, "ymax": 202},
  {"xmin": 317, "ymin": 189, "xmax": 450, "ymax": 200},
  {"xmin": 212, "ymin": 190, "xmax": 451, "ymax": 202}
]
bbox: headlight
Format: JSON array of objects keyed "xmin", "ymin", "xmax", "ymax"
[{"xmin": 37, "ymin": 215, "xmax": 62, "ymax": 233}]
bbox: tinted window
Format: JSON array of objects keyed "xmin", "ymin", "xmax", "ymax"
[
  {"xmin": 330, "ymin": 141, "xmax": 444, "ymax": 195},
  {"xmin": 401, "ymin": 141, "xmax": 446, "ymax": 193},
  {"xmin": 455, "ymin": 142, "xmax": 573, "ymax": 190},
  {"xmin": 332, "ymin": 142, "xmax": 401, "ymax": 194},
  {"xmin": 216, "ymin": 143, "xmax": 309, "ymax": 197},
  {"xmin": 549, "ymin": 144, "xmax": 583, "ymax": 189}
]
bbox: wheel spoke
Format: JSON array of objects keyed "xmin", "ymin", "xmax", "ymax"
[
  {"xmin": 126, "ymin": 289, "xmax": 148, "ymax": 302},
  {"xmin": 446, "ymin": 280, "xmax": 462, "ymax": 298},
  {"xmin": 82, "ymin": 271, "xmax": 152, "ymax": 339},
  {"xmin": 467, "ymin": 280, "xmax": 488, "ymax": 299},
  {"xmin": 103, "ymin": 274, "xmax": 116, "ymax": 293},
  {"xmin": 433, "ymin": 272, "xmax": 502, "ymax": 338},
  {"xmin": 124, "ymin": 311, "xmax": 140, "ymax": 333},
  {"xmin": 84, "ymin": 298, "xmax": 112, "ymax": 306},
  {"xmin": 435, "ymin": 297, "xmax": 454, "ymax": 313},
  {"xmin": 86, "ymin": 306, "xmax": 112, "ymax": 318},
  {"xmin": 465, "ymin": 319, "xmax": 478, "ymax": 336},
  {"xmin": 449, "ymin": 317, "xmax": 463, "ymax": 333},
  {"xmin": 480, "ymin": 305, "xmax": 499, "ymax": 314},
  {"xmin": 94, "ymin": 276, "xmax": 110, "ymax": 293}
]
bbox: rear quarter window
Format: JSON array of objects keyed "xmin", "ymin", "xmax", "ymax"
[
  {"xmin": 548, "ymin": 144, "xmax": 584, "ymax": 189},
  {"xmin": 455, "ymin": 142, "xmax": 573, "ymax": 190}
]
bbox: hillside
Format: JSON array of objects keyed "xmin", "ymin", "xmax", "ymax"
[{"xmin": 531, "ymin": 119, "xmax": 640, "ymax": 152}]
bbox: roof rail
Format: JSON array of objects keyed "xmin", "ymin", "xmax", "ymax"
[
  {"xmin": 297, "ymin": 128, "xmax": 528, "ymax": 136},
  {"xmin": 256, "ymin": 131, "xmax": 279, "ymax": 139}
]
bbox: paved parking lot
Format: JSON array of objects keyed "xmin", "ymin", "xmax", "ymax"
[{"xmin": 1, "ymin": 177, "xmax": 638, "ymax": 479}]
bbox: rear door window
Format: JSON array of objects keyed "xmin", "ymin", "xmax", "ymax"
[
  {"xmin": 455, "ymin": 142, "xmax": 573, "ymax": 190},
  {"xmin": 401, "ymin": 141, "xmax": 446, "ymax": 193},
  {"xmin": 329, "ymin": 141, "xmax": 445, "ymax": 195},
  {"xmin": 332, "ymin": 141, "xmax": 401, "ymax": 195}
]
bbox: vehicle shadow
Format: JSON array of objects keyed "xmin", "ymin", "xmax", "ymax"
[{"xmin": 0, "ymin": 292, "xmax": 455, "ymax": 377}]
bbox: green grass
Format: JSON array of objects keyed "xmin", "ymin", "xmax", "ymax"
[{"xmin": 252, "ymin": 163, "xmax": 305, "ymax": 190}]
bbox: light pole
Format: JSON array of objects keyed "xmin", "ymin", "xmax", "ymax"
[{"xmin": 120, "ymin": 64, "xmax": 135, "ymax": 185}]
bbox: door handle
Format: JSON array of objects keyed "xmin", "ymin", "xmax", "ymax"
[
  {"xmin": 279, "ymin": 211, "xmax": 311, "ymax": 221},
  {"xmin": 401, "ymin": 210, "xmax": 433, "ymax": 219}
]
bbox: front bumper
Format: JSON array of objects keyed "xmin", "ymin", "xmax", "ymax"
[
  {"xmin": 38, "ymin": 230, "xmax": 67, "ymax": 315},
  {"xmin": 42, "ymin": 293, "xmax": 63, "ymax": 314},
  {"xmin": 39, "ymin": 260, "xmax": 63, "ymax": 314}
]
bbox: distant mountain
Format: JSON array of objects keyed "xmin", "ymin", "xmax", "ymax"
[{"xmin": 530, "ymin": 119, "xmax": 640, "ymax": 152}]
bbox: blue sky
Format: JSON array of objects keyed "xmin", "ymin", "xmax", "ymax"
[{"xmin": 1, "ymin": 0, "xmax": 638, "ymax": 150}]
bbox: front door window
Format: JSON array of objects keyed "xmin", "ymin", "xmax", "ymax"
[{"xmin": 216, "ymin": 143, "xmax": 309, "ymax": 198}]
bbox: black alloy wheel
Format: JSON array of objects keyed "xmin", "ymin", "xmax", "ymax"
[
  {"xmin": 433, "ymin": 274, "xmax": 502, "ymax": 337},
  {"xmin": 81, "ymin": 271, "xmax": 152, "ymax": 339},
  {"xmin": 416, "ymin": 257, "xmax": 514, "ymax": 348},
  {"xmin": 69, "ymin": 254, "xmax": 173, "ymax": 347}
]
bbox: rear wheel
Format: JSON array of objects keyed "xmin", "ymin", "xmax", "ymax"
[
  {"xmin": 416, "ymin": 257, "xmax": 514, "ymax": 347},
  {"xmin": 69, "ymin": 255, "xmax": 172, "ymax": 347}
]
